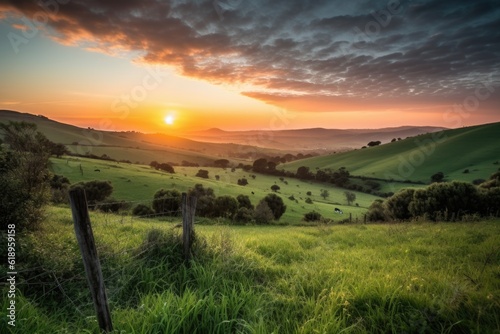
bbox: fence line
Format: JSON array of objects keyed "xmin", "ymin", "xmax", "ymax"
[{"xmin": 66, "ymin": 189, "xmax": 197, "ymax": 332}]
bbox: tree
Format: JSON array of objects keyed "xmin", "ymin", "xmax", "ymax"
[
  {"xmin": 262, "ymin": 193, "xmax": 286, "ymax": 220},
  {"xmin": 320, "ymin": 189, "xmax": 330, "ymax": 200},
  {"xmin": 71, "ymin": 180, "xmax": 113, "ymax": 204},
  {"xmin": 271, "ymin": 184, "xmax": 280, "ymax": 192},
  {"xmin": 267, "ymin": 161, "xmax": 277, "ymax": 172},
  {"xmin": 214, "ymin": 195, "xmax": 239, "ymax": 218},
  {"xmin": 252, "ymin": 158, "xmax": 268, "ymax": 173},
  {"xmin": 384, "ymin": 189, "xmax": 415, "ymax": 220},
  {"xmin": 235, "ymin": 207, "xmax": 254, "ymax": 224},
  {"xmin": 431, "ymin": 172, "xmax": 444, "ymax": 183},
  {"xmin": 237, "ymin": 178, "xmax": 248, "ymax": 186},
  {"xmin": 344, "ymin": 191, "xmax": 356, "ymax": 205},
  {"xmin": 409, "ymin": 181, "xmax": 482, "ymax": 221},
  {"xmin": 50, "ymin": 174, "xmax": 70, "ymax": 203},
  {"xmin": 214, "ymin": 159, "xmax": 230, "ymax": 168},
  {"xmin": 188, "ymin": 184, "xmax": 215, "ymax": 217},
  {"xmin": 304, "ymin": 211, "xmax": 322, "ymax": 222},
  {"xmin": 253, "ymin": 201, "xmax": 274, "ymax": 224},
  {"xmin": 332, "ymin": 168, "xmax": 350, "ymax": 187},
  {"xmin": 367, "ymin": 141, "xmax": 381, "ymax": 147},
  {"xmin": 0, "ymin": 121, "xmax": 52, "ymax": 230},
  {"xmin": 316, "ymin": 170, "xmax": 330, "ymax": 182},
  {"xmin": 48, "ymin": 142, "xmax": 69, "ymax": 157},
  {"xmin": 296, "ymin": 166, "xmax": 312, "ymax": 180},
  {"xmin": 152, "ymin": 189, "xmax": 182, "ymax": 216},
  {"xmin": 188, "ymin": 183, "xmax": 215, "ymax": 199},
  {"xmin": 366, "ymin": 199, "xmax": 387, "ymax": 222},
  {"xmin": 236, "ymin": 194, "xmax": 254, "ymax": 210},
  {"xmin": 158, "ymin": 163, "xmax": 175, "ymax": 173},
  {"xmin": 196, "ymin": 169, "xmax": 209, "ymax": 178}
]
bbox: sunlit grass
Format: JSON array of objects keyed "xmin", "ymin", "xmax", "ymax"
[{"xmin": 2, "ymin": 206, "xmax": 499, "ymax": 333}]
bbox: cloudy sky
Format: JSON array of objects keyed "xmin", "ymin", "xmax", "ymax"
[{"xmin": 0, "ymin": 0, "xmax": 499, "ymax": 132}]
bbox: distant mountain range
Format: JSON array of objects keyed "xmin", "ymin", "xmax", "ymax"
[
  {"xmin": 1, "ymin": 110, "xmax": 447, "ymax": 155},
  {"xmin": 187, "ymin": 125, "xmax": 448, "ymax": 151}
]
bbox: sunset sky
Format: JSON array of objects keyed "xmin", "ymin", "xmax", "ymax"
[{"xmin": 0, "ymin": 0, "xmax": 499, "ymax": 133}]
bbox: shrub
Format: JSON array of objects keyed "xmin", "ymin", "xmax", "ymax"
[
  {"xmin": 157, "ymin": 163, "xmax": 175, "ymax": 173},
  {"xmin": 237, "ymin": 178, "xmax": 248, "ymax": 186},
  {"xmin": 234, "ymin": 207, "xmax": 254, "ymax": 224},
  {"xmin": 409, "ymin": 181, "xmax": 482, "ymax": 221},
  {"xmin": 152, "ymin": 189, "xmax": 182, "ymax": 216},
  {"xmin": 188, "ymin": 184, "xmax": 215, "ymax": 217},
  {"xmin": 253, "ymin": 201, "xmax": 274, "ymax": 224},
  {"xmin": 196, "ymin": 169, "xmax": 209, "ymax": 178},
  {"xmin": 214, "ymin": 195, "xmax": 239, "ymax": 218},
  {"xmin": 95, "ymin": 198, "xmax": 127, "ymax": 213},
  {"xmin": 384, "ymin": 189, "xmax": 415, "ymax": 220},
  {"xmin": 236, "ymin": 194, "xmax": 253, "ymax": 210},
  {"xmin": 271, "ymin": 184, "xmax": 280, "ymax": 192},
  {"xmin": 70, "ymin": 180, "xmax": 113, "ymax": 205},
  {"xmin": 320, "ymin": 189, "xmax": 329, "ymax": 200},
  {"xmin": 304, "ymin": 211, "xmax": 322, "ymax": 222},
  {"xmin": 472, "ymin": 179, "xmax": 486, "ymax": 185},
  {"xmin": 305, "ymin": 197, "xmax": 313, "ymax": 204},
  {"xmin": 364, "ymin": 180, "xmax": 381, "ymax": 190},
  {"xmin": 136, "ymin": 229, "xmax": 184, "ymax": 267},
  {"xmin": 50, "ymin": 174, "xmax": 70, "ymax": 204},
  {"xmin": 0, "ymin": 122, "xmax": 52, "ymax": 231},
  {"xmin": 431, "ymin": 171, "xmax": 444, "ymax": 183},
  {"xmin": 366, "ymin": 199, "xmax": 387, "ymax": 222},
  {"xmin": 132, "ymin": 204, "xmax": 155, "ymax": 217},
  {"xmin": 344, "ymin": 191, "xmax": 356, "ymax": 205}
]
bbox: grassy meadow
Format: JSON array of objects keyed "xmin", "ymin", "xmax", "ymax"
[
  {"xmin": 49, "ymin": 156, "xmax": 382, "ymax": 223},
  {"xmin": 284, "ymin": 122, "xmax": 500, "ymax": 184},
  {"xmin": 1, "ymin": 206, "xmax": 499, "ymax": 333}
]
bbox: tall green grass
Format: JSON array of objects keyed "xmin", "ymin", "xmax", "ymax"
[{"xmin": 1, "ymin": 206, "xmax": 499, "ymax": 333}]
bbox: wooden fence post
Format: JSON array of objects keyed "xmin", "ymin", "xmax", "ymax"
[
  {"xmin": 182, "ymin": 193, "xmax": 198, "ymax": 261},
  {"xmin": 69, "ymin": 188, "xmax": 113, "ymax": 333}
]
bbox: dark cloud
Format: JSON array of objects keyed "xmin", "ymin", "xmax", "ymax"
[{"xmin": 1, "ymin": 0, "xmax": 499, "ymax": 111}]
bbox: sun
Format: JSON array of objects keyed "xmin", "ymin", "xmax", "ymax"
[{"xmin": 164, "ymin": 115, "xmax": 175, "ymax": 125}]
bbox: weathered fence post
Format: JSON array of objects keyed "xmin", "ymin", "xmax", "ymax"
[
  {"xmin": 69, "ymin": 188, "xmax": 113, "ymax": 333},
  {"xmin": 182, "ymin": 192, "xmax": 198, "ymax": 261}
]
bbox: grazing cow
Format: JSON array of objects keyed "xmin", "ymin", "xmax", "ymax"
[
  {"xmin": 334, "ymin": 207, "xmax": 343, "ymax": 214},
  {"xmin": 94, "ymin": 169, "xmax": 100, "ymax": 172}
]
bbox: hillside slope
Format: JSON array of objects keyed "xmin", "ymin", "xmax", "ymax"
[
  {"xmin": 0, "ymin": 110, "xmax": 280, "ymax": 165},
  {"xmin": 283, "ymin": 122, "xmax": 500, "ymax": 183}
]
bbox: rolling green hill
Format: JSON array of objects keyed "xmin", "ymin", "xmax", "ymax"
[
  {"xmin": 283, "ymin": 122, "xmax": 500, "ymax": 184},
  {"xmin": 50, "ymin": 156, "xmax": 382, "ymax": 223},
  {"xmin": 0, "ymin": 110, "xmax": 281, "ymax": 166}
]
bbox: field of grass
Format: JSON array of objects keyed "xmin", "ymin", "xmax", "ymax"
[
  {"xmin": 284, "ymin": 122, "xmax": 500, "ymax": 183},
  {"xmin": 2, "ymin": 206, "xmax": 499, "ymax": 333},
  {"xmin": 50, "ymin": 156, "xmax": 382, "ymax": 223}
]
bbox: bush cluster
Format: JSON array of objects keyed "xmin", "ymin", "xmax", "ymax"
[
  {"xmin": 367, "ymin": 175, "xmax": 500, "ymax": 222},
  {"xmin": 142, "ymin": 184, "xmax": 287, "ymax": 224}
]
